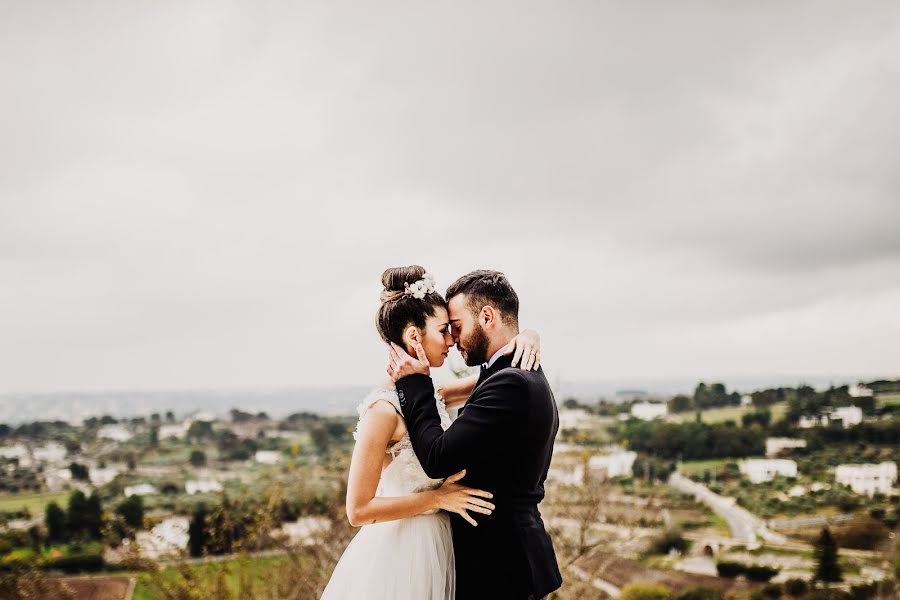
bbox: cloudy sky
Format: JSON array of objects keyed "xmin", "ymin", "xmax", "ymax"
[{"xmin": 1, "ymin": 1, "xmax": 899, "ymax": 395}]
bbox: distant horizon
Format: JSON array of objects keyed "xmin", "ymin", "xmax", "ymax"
[
  {"xmin": 1, "ymin": 371, "xmax": 896, "ymax": 426},
  {"xmin": 1, "ymin": 370, "xmax": 896, "ymax": 398}
]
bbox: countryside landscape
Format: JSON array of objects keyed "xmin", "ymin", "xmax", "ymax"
[{"xmin": 1, "ymin": 377, "xmax": 898, "ymax": 599}]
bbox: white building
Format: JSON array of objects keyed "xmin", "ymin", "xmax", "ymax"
[
  {"xmin": 799, "ymin": 406, "xmax": 862, "ymax": 429},
  {"xmin": 848, "ymin": 385, "xmax": 874, "ymax": 398},
  {"xmin": 630, "ymin": 402, "xmax": 668, "ymax": 421},
  {"xmin": 835, "ymin": 462, "xmax": 897, "ymax": 497},
  {"xmin": 0, "ymin": 444, "xmax": 30, "ymax": 464},
  {"xmin": 547, "ymin": 462, "xmax": 585, "ymax": 486},
  {"xmin": 125, "ymin": 483, "xmax": 158, "ymax": 497},
  {"xmin": 186, "ymin": 479, "xmax": 223, "ymax": 495},
  {"xmin": 831, "ymin": 406, "xmax": 862, "ymax": 428},
  {"xmin": 740, "ymin": 395, "xmax": 753, "ymax": 407},
  {"xmin": 765, "ymin": 437, "xmax": 807, "ymax": 457},
  {"xmin": 90, "ymin": 466, "xmax": 122, "ymax": 486},
  {"xmin": 589, "ymin": 450, "xmax": 637, "ymax": 478},
  {"xmin": 558, "ymin": 408, "xmax": 595, "ymax": 430},
  {"xmin": 279, "ymin": 517, "xmax": 331, "ymax": 546},
  {"xmin": 133, "ymin": 516, "xmax": 189, "ymax": 558},
  {"xmin": 255, "ymin": 450, "xmax": 281, "ymax": 465},
  {"xmin": 799, "ymin": 414, "xmax": 829, "ymax": 429},
  {"xmin": 739, "ymin": 459, "xmax": 797, "ymax": 483},
  {"xmin": 45, "ymin": 467, "xmax": 73, "ymax": 491},
  {"xmin": 158, "ymin": 422, "xmax": 190, "ymax": 439},
  {"xmin": 97, "ymin": 424, "xmax": 133, "ymax": 442},
  {"xmin": 33, "ymin": 442, "xmax": 67, "ymax": 464}
]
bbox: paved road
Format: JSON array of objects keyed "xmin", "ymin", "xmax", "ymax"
[{"xmin": 668, "ymin": 472, "xmax": 786, "ymax": 547}]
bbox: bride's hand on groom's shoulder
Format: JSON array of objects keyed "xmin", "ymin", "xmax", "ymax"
[
  {"xmin": 506, "ymin": 329, "xmax": 541, "ymax": 371},
  {"xmin": 387, "ymin": 342, "xmax": 430, "ymax": 382}
]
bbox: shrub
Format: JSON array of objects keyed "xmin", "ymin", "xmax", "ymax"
[
  {"xmin": 44, "ymin": 553, "xmax": 104, "ymax": 574},
  {"xmin": 621, "ymin": 583, "xmax": 672, "ymax": 600},
  {"xmin": 762, "ymin": 583, "xmax": 782, "ymax": 599},
  {"xmin": 676, "ymin": 587, "xmax": 724, "ymax": 600},
  {"xmin": 745, "ymin": 565, "xmax": 779, "ymax": 582},
  {"xmin": 649, "ymin": 529, "xmax": 689, "ymax": 555},
  {"xmin": 716, "ymin": 561, "xmax": 745, "ymax": 578},
  {"xmin": 783, "ymin": 578, "xmax": 808, "ymax": 597}
]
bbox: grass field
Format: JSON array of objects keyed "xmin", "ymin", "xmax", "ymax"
[
  {"xmin": 132, "ymin": 555, "xmax": 290, "ymax": 600},
  {"xmin": 678, "ymin": 458, "xmax": 743, "ymax": 476},
  {"xmin": 0, "ymin": 490, "xmax": 69, "ymax": 514},
  {"xmin": 673, "ymin": 401, "xmax": 787, "ymax": 424},
  {"xmin": 879, "ymin": 393, "xmax": 900, "ymax": 407}
]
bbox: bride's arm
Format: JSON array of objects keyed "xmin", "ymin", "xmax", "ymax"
[
  {"xmin": 437, "ymin": 375, "xmax": 478, "ymax": 410},
  {"xmin": 345, "ymin": 400, "xmax": 494, "ymax": 527},
  {"xmin": 437, "ymin": 329, "xmax": 543, "ymax": 410}
]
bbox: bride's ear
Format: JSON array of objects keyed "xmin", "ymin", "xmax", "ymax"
[{"xmin": 402, "ymin": 325, "xmax": 420, "ymax": 353}]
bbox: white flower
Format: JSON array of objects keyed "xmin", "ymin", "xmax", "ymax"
[{"xmin": 402, "ymin": 274, "xmax": 437, "ymax": 300}]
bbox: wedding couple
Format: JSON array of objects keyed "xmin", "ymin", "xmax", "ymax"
[{"xmin": 321, "ymin": 267, "xmax": 562, "ymax": 600}]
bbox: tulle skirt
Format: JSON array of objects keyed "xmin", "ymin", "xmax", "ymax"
[{"xmin": 320, "ymin": 512, "xmax": 455, "ymax": 600}]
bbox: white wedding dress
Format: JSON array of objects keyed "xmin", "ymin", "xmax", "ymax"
[{"xmin": 320, "ymin": 384, "xmax": 456, "ymax": 600}]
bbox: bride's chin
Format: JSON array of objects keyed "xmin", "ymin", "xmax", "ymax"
[{"xmin": 431, "ymin": 357, "xmax": 446, "ymax": 368}]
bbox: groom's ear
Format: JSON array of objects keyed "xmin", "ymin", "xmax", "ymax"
[{"xmin": 481, "ymin": 306, "xmax": 497, "ymax": 330}]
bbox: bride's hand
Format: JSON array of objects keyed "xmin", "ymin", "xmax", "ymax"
[
  {"xmin": 506, "ymin": 328, "xmax": 541, "ymax": 370},
  {"xmin": 432, "ymin": 469, "xmax": 494, "ymax": 527},
  {"xmin": 387, "ymin": 342, "xmax": 430, "ymax": 381}
]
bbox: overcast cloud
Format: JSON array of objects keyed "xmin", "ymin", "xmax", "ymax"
[{"xmin": 1, "ymin": 1, "xmax": 899, "ymax": 394}]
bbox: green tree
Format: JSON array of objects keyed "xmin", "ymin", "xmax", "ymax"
[
  {"xmin": 669, "ymin": 395, "xmax": 693, "ymax": 413},
  {"xmin": 693, "ymin": 383, "xmax": 710, "ymax": 409},
  {"xmin": 68, "ymin": 462, "xmax": 90, "ymax": 481},
  {"xmin": 115, "ymin": 495, "xmax": 144, "ymax": 529},
  {"xmin": 66, "ymin": 491, "xmax": 89, "ymax": 537},
  {"xmin": 188, "ymin": 503, "xmax": 208, "ymax": 557},
  {"xmin": 190, "ymin": 449, "xmax": 207, "ymax": 467},
  {"xmin": 45, "ymin": 501, "xmax": 67, "ymax": 543},
  {"xmin": 67, "ymin": 491, "xmax": 103, "ymax": 540},
  {"xmin": 187, "ymin": 421, "xmax": 214, "ymax": 442},
  {"xmin": 813, "ymin": 527, "xmax": 842, "ymax": 584}
]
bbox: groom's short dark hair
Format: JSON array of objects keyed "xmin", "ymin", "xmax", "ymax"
[{"xmin": 446, "ymin": 270, "xmax": 519, "ymax": 327}]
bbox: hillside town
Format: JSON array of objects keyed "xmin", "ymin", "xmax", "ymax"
[{"xmin": 1, "ymin": 378, "xmax": 898, "ymax": 599}]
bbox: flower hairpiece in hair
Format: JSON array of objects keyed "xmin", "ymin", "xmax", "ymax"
[{"xmin": 405, "ymin": 272, "xmax": 436, "ymax": 300}]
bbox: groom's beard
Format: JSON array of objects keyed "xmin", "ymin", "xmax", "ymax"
[{"xmin": 460, "ymin": 325, "xmax": 490, "ymax": 367}]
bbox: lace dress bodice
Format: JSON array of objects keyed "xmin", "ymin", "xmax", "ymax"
[{"xmin": 353, "ymin": 384, "xmax": 453, "ymax": 497}]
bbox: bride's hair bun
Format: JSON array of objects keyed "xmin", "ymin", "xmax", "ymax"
[
  {"xmin": 376, "ymin": 265, "xmax": 445, "ymax": 346},
  {"xmin": 381, "ymin": 265, "xmax": 427, "ymax": 294}
]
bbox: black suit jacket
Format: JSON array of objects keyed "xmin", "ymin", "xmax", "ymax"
[{"xmin": 396, "ymin": 354, "xmax": 563, "ymax": 599}]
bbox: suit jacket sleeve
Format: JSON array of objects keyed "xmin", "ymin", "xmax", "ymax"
[{"xmin": 395, "ymin": 372, "xmax": 526, "ymax": 479}]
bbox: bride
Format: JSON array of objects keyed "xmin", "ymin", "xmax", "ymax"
[{"xmin": 320, "ymin": 266, "xmax": 541, "ymax": 600}]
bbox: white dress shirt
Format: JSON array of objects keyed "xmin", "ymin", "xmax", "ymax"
[{"xmin": 483, "ymin": 341, "xmax": 514, "ymax": 369}]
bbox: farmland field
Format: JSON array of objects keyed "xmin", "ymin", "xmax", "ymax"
[
  {"xmin": 673, "ymin": 401, "xmax": 787, "ymax": 424},
  {"xmin": 0, "ymin": 490, "xmax": 69, "ymax": 514},
  {"xmin": 132, "ymin": 555, "xmax": 292, "ymax": 600}
]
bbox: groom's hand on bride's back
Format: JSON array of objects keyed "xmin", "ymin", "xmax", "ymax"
[{"xmin": 387, "ymin": 342, "xmax": 430, "ymax": 382}]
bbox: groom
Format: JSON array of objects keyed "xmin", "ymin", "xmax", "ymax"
[{"xmin": 388, "ymin": 270, "xmax": 562, "ymax": 599}]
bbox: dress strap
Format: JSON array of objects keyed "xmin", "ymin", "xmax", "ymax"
[{"xmin": 352, "ymin": 386, "xmax": 403, "ymax": 441}]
